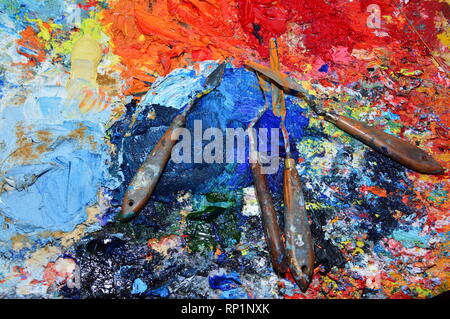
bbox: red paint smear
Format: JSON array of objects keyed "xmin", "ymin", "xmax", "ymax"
[
  {"xmin": 237, "ymin": 0, "xmax": 409, "ymax": 60},
  {"xmin": 102, "ymin": 0, "xmax": 449, "ymax": 96},
  {"xmin": 78, "ymin": 0, "xmax": 99, "ymax": 10},
  {"xmin": 237, "ymin": 0, "xmax": 362, "ymax": 59},
  {"xmin": 403, "ymin": 0, "xmax": 450, "ymax": 50},
  {"xmin": 389, "ymin": 291, "xmax": 415, "ymax": 299}
]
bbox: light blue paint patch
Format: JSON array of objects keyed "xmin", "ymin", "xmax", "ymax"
[
  {"xmin": 358, "ymin": 172, "xmax": 376, "ymax": 187},
  {"xmin": 17, "ymin": 45, "xmax": 38, "ymax": 57},
  {"xmin": 3, "ymin": 163, "xmax": 55, "ymax": 191},
  {"xmin": 0, "ymin": 85, "xmax": 116, "ymax": 245},
  {"xmin": 131, "ymin": 278, "xmax": 148, "ymax": 294},
  {"xmin": 381, "ymin": 110, "xmax": 401, "ymax": 135},
  {"xmin": 392, "ymin": 228, "xmax": 430, "ymax": 249},
  {"xmin": 140, "ymin": 61, "xmax": 220, "ymax": 110},
  {"xmin": 0, "ymin": 0, "xmax": 68, "ymax": 28},
  {"xmin": 0, "ymin": 13, "xmax": 16, "ymax": 32},
  {"xmin": 220, "ymin": 288, "xmax": 249, "ymax": 299},
  {"xmin": 37, "ymin": 97, "xmax": 64, "ymax": 117},
  {"xmin": 0, "ymin": 146, "xmax": 103, "ymax": 235}
]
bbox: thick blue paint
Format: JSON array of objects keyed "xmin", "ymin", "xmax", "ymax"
[
  {"xmin": 109, "ymin": 64, "xmax": 310, "ymax": 201},
  {"xmin": 208, "ymin": 272, "xmax": 242, "ymax": 291},
  {"xmin": 319, "ymin": 64, "xmax": 329, "ymax": 72},
  {"xmin": 131, "ymin": 278, "xmax": 148, "ymax": 294},
  {"xmin": 145, "ymin": 286, "xmax": 170, "ymax": 297},
  {"xmin": 0, "ymin": 136, "xmax": 105, "ymax": 240},
  {"xmin": 0, "ymin": 77, "xmax": 4, "ymax": 100}
]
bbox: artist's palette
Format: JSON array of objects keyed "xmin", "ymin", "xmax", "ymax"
[{"xmin": 0, "ymin": 0, "xmax": 448, "ymax": 299}]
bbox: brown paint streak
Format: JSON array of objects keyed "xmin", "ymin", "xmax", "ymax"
[
  {"xmin": 36, "ymin": 130, "xmax": 53, "ymax": 143},
  {"xmin": 10, "ymin": 124, "xmax": 49, "ymax": 163},
  {"xmin": 69, "ymin": 125, "xmax": 99, "ymax": 150},
  {"xmin": 245, "ymin": 60, "xmax": 298, "ymax": 92},
  {"xmin": 97, "ymin": 72, "xmax": 119, "ymax": 96},
  {"xmin": 68, "ymin": 125, "xmax": 88, "ymax": 141}
]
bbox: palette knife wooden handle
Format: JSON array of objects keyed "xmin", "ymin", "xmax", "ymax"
[
  {"xmin": 324, "ymin": 113, "xmax": 444, "ymax": 175},
  {"xmin": 283, "ymin": 158, "xmax": 315, "ymax": 292}
]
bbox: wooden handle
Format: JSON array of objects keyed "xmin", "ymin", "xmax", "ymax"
[
  {"xmin": 119, "ymin": 114, "xmax": 186, "ymax": 221},
  {"xmin": 326, "ymin": 114, "xmax": 444, "ymax": 174},
  {"xmin": 250, "ymin": 162, "xmax": 287, "ymax": 275},
  {"xmin": 283, "ymin": 158, "xmax": 315, "ymax": 292}
]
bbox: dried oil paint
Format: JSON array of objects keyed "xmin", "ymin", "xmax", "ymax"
[{"xmin": 0, "ymin": 0, "xmax": 449, "ymax": 300}]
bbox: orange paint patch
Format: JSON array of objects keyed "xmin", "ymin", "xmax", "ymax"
[
  {"xmin": 16, "ymin": 26, "xmax": 46, "ymax": 66},
  {"xmin": 101, "ymin": 0, "xmax": 253, "ymax": 96},
  {"xmin": 360, "ymin": 185, "xmax": 388, "ymax": 197}
]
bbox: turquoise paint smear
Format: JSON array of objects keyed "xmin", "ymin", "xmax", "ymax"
[
  {"xmin": 383, "ymin": 110, "xmax": 401, "ymax": 121},
  {"xmin": 392, "ymin": 228, "xmax": 430, "ymax": 249}
]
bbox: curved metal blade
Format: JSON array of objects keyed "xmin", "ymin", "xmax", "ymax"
[
  {"xmin": 245, "ymin": 60, "xmax": 324, "ymax": 115},
  {"xmin": 203, "ymin": 62, "xmax": 226, "ymax": 91}
]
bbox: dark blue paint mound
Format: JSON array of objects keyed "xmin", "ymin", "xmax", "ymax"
[
  {"xmin": 107, "ymin": 67, "xmax": 309, "ymax": 206},
  {"xmin": 318, "ymin": 64, "xmax": 329, "ymax": 72},
  {"xmin": 208, "ymin": 273, "xmax": 242, "ymax": 291}
]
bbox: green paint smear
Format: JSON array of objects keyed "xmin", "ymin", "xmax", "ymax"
[
  {"xmin": 384, "ymin": 120, "xmax": 403, "ymax": 135},
  {"xmin": 112, "ymin": 201, "xmax": 183, "ymax": 242},
  {"xmin": 186, "ymin": 191, "xmax": 242, "ymax": 254},
  {"xmin": 427, "ymin": 189, "xmax": 448, "ymax": 205}
]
